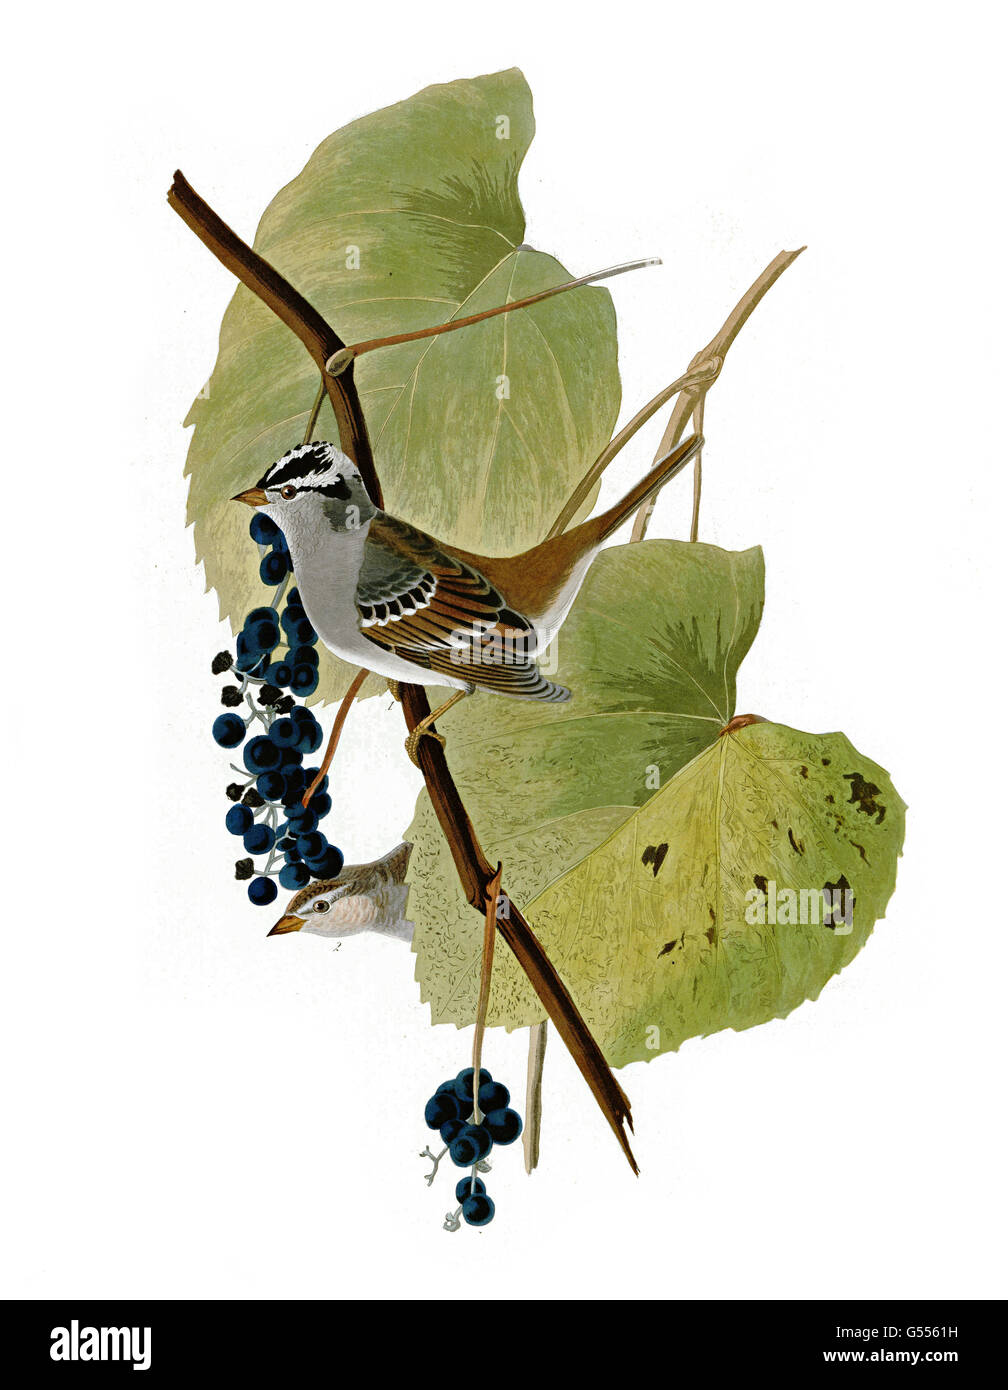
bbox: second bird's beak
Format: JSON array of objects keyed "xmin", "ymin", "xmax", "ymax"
[
  {"xmin": 232, "ymin": 487, "xmax": 268, "ymax": 507},
  {"xmin": 268, "ymin": 914, "xmax": 304, "ymax": 937}
]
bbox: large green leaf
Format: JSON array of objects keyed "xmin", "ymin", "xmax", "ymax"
[
  {"xmin": 407, "ymin": 539, "xmax": 766, "ymax": 1030},
  {"xmin": 412, "ymin": 710, "xmax": 905, "ymax": 1065},
  {"xmin": 520, "ymin": 720, "xmax": 906, "ymax": 1067},
  {"xmin": 183, "ymin": 68, "xmax": 621, "ymax": 705}
]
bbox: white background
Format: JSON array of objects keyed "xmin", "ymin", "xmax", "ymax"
[{"xmin": 3, "ymin": 1, "xmax": 1005, "ymax": 1299}]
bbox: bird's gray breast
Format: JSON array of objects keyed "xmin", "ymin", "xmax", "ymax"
[{"xmin": 288, "ymin": 517, "xmax": 372, "ymax": 656}]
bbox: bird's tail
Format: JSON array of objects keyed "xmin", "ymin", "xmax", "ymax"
[
  {"xmin": 591, "ymin": 433, "xmax": 703, "ymax": 542},
  {"xmin": 380, "ymin": 841, "xmax": 413, "ymax": 884}
]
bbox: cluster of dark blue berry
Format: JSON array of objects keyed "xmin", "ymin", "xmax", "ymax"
[
  {"xmin": 423, "ymin": 1067, "xmax": 523, "ymax": 1229},
  {"xmin": 210, "ymin": 513, "xmax": 342, "ymax": 907}
]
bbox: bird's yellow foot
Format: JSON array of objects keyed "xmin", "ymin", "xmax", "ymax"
[{"xmin": 404, "ymin": 724, "xmax": 446, "ymax": 767}]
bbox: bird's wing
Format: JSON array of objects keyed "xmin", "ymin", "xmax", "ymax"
[{"xmin": 356, "ymin": 515, "xmax": 563, "ymax": 698}]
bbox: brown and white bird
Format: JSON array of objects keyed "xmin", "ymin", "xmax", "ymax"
[
  {"xmin": 268, "ymin": 841, "xmax": 414, "ymax": 941},
  {"xmin": 234, "ymin": 432, "xmax": 702, "ymax": 758}
]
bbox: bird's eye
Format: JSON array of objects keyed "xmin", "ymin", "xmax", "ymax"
[
  {"xmin": 312, "ymin": 900, "xmax": 331, "ymax": 913},
  {"xmin": 280, "ymin": 484, "xmax": 297, "ymax": 500}
]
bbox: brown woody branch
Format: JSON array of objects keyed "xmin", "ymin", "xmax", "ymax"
[{"xmin": 169, "ymin": 170, "xmax": 637, "ymax": 1173}]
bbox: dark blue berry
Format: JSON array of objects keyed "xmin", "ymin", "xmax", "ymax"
[
  {"xmin": 461, "ymin": 1193, "xmax": 495, "ymax": 1227},
  {"xmin": 308, "ymin": 847, "xmax": 343, "ymax": 880},
  {"xmin": 268, "ymin": 717, "xmax": 300, "ymax": 748},
  {"xmin": 247, "ymin": 876, "xmax": 278, "ymax": 906},
  {"xmin": 243, "ymin": 736, "xmax": 281, "ymax": 773},
  {"xmin": 249, "ymin": 514, "xmax": 280, "ymax": 545},
  {"xmin": 245, "ymin": 619, "xmax": 280, "ymax": 653},
  {"xmin": 286, "ymin": 615, "xmax": 317, "ymax": 645},
  {"xmin": 213, "ymin": 713, "xmax": 246, "ymax": 748},
  {"xmin": 309, "ymin": 792, "xmax": 332, "ymax": 818},
  {"xmin": 243, "ymin": 823, "xmax": 275, "ymax": 855},
  {"xmin": 259, "ymin": 551, "xmax": 289, "ymax": 585},
  {"xmin": 290, "ymin": 645, "xmax": 319, "ymax": 669},
  {"xmin": 455, "ymin": 1177, "xmax": 487, "ymax": 1204},
  {"xmin": 440, "ymin": 1119, "xmax": 465, "ymax": 1145},
  {"xmin": 255, "ymin": 771, "xmax": 285, "ymax": 801},
  {"xmin": 483, "ymin": 1108, "xmax": 522, "ymax": 1145},
  {"xmin": 296, "ymin": 831, "xmax": 326, "ymax": 860},
  {"xmin": 449, "ymin": 1124, "xmax": 493, "ymax": 1167},
  {"xmin": 285, "ymin": 805, "xmax": 317, "ymax": 832},
  {"xmin": 266, "ymin": 661, "xmax": 293, "ymax": 687},
  {"xmin": 279, "ymin": 862, "xmax": 310, "ymax": 891},
  {"xmin": 290, "ymin": 665, "xmax": 319, "ymax": 698},
  {"xmin": 425, "ymin": 1093, "xmax": 461, "ymax": 1130},
  {"xmin": 478, "ymin": 1081, "xmax": 510, "ymax": 1114},
  {"xmin": 454, "ymin": 1068, "xmax": 493, "ymax": 1103},
  {"xmin": 225, "ymin": 805, "xmax": 253, "ymax": 836}
]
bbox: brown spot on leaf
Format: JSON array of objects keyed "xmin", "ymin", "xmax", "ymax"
[
  {"xmin": 788, "ymin": 827, "xmax": 805, "ymax": 854},
  {"xmin": 658, "ymin": 941, "xmax": 676, "ymax": 959},
  {"xmin": 705, "ymin": 926, "xmax": 717, "ymax": 944},
  {"xmin": 753, "ymin": 874, "xmax": 769, "ymax": 895},
  {"xmin": 642, "ymin": 842, "xmax": 669, "ymax": 877},
  {"xmin": 822, "ymin": 873, "xmax": 855, "ymax": 930},
  {"xmin": 822, "ymin": 757, "xmax": 831, "ymax": 766},
  {"xmin": 825, "ymin": 794, "xmax": 835, "ymax": 804},
  {"xmin": 799, "ymin": 765, "xmax": 809, "ymax": 779},
  {"xmin": 844, "ymin": 772, "xmax": 886, "ymax": 823}
]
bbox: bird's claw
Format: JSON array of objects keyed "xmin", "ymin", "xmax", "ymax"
[{"xmin": 405, "ymin": 726, "xmax": 446, "ymax": 767}]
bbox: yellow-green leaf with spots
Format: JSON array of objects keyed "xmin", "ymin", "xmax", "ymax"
[{"xmin": 429, "ymin": 719, "xmax": 905, "ymax": 1067}]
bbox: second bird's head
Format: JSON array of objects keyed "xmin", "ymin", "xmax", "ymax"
[{"xmin": 232, "ymin": 442, "xmax": 377, "ymax": 542}]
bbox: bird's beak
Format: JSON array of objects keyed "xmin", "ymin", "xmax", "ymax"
[
  {"xmin": 232, "ymin": 487, "xmax": 269, "ymax": 508},
  {"xmin": 268, "ymin": 914, "xmax": 304, "ymax": 936}
]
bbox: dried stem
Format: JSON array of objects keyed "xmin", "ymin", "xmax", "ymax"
[
  {"xmin": 326, "ymin": 258, "xmax": 660, "ymax": 374},
  {"xmin": 630, "ymin": 248, "xmax": 805, "ymax": 542},
  {"xmin": 523, "ymin": 1021, "xmax": 548, "ymax": 1174},
  {"xmin": 546, "ymin": 359, "xmax": 720, "ymax": 540},
  {"xmin": 170, "ymin": 170, "xmax": 637, "ymax": 1174},
  {"xmin": 471, "ymin": 865, "xmax": 502, "ymax": 1125}
]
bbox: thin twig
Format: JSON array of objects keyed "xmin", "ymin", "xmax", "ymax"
[
  {"xmin": 546, "ymin": 360, "xmax": 720, "ymax": 540},
  {"xmin": 326, "ymin": 258, "xmax": 661, "ymax": 374},
  {"xmin": 471, "ymin": 865, "xmax": 502, "ymax": 1125},
  {"xmin": 170, "ymin": 170, "xmax": 637, "ymax": 1173},
  {"xmin": 630, "ymin": 248, "xmax": 805, "ymax": 542},
  {"xmin": 689, "ymin": 398, "xmax": 706, "ymax": 543},
  {"xmin": 302, "ymin": 375, "xmax": 327, "ymax": 445},
  {"xmin": 523, "ymin": 1021, "xmax": 548, "ymax": 1174},
  {"xmin": 302, "ymin": 666, "xmax": 369, "ymax": 807}
]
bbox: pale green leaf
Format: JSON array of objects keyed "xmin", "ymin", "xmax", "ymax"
[{"xmin": 183, "ymin": 67, "xmax": 621, "ymax": 705}]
